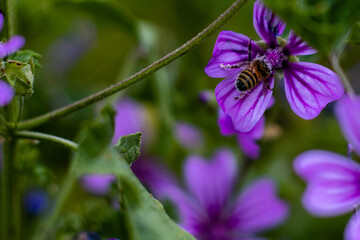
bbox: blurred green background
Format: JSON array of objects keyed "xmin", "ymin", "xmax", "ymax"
[{"xmin": 9, "ymin": 0, "xmax": 360, "ymax": 239}]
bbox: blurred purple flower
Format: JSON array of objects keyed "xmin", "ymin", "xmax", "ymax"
[
  {"xmin": 0, "ymin": 80, "xmax": 14, "ymax": 107},
  {"xmin": 205, "ymin": 0, "xmax": 344, "ymax": 132},
  {"xmin": 218, "ymin": 108, "xmax": 264, "ymax": 159},
  {"xmin": 150, "ymin": 149, "xmax": 287, "ymax": 240},
  {"xmin": 80, "ymin": 174, "xmax": 116, "ymax": 195},
  {"xmin": 294, "ymin": 95, "xmax": 360, "ymax": 240},
  {"xmin": 198, "ymin": 90, "xmax": 214, "ymax": 104},
  {"xmin": 23, "ymin": 189, "xmax": 49, "ymax": 216},
  {"xmin": 175, "ymin": 122, "xmax": 204, "ymax": 151},
  {"xmin": 112, "ymin": 97, "xmax": 149, "ymax": 145},
  {"xmin": 82, "ymin": 98, "xmax": 149, "ymax": 195},
  {"xmin": 0, "ymin": 13, "xmax": 25, "ymax": 59},
  {"xmin": 74, "ymin": 231, "xmax": 101, "ymax": 240}
]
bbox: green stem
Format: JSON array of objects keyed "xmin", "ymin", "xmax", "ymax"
[
  {"xmin": 15, "ymin": 131, "xmax": 79, "ymax": 150},
  {"xmin": 330, "ymin": 54, "xmax": 355, "ymax": 96},
  {"xmin": 1, "ymin": 138, "xmax": 17, "ymax": 240},
  {"xmin": 17, "ymin": 0, "xmax": 249, "ymax": 130},
  {"xmin": 32, "ymin": 164, "xmax": 77, "ymax": 240},
  {"xmin": 0, "ymin": 113, "xmax": 9, "ymax": 128}
]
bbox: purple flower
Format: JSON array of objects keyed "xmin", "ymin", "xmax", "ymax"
[
  {"xmin": 23, "ymin": 189, "xmax": 49, "ymax": 215},
  {"xmin": 205, "ymin": 0, "xmax": 344, "ymax": 132},
  {"xmin": 112, "ymin": 97, "xmax": 150, "ymax": 145},
  {"xmin": 294, "ymin": 95, "xmax": 360, "ymax": 240},
  {"xmin": 0, "ymin": 80, "xmax": 14, "ymax": 107},
  {"xmin": 81, "ymin": 97, "xmax": 150, "ymax": 195},
  {"xmin": 80, "ymin": 174, "xmax": 116, "ymax": 195},
  {"xmin": 0, "ymin": 13, "xmax": 25, "ymax": 58},
  {"xmin": 218, "ymin": 108, "xmax": 264, "ymax": 159},
  {"xmin": 154, "ymin": 149, "xmax": 288, "ymax": 240},
  {"xmin": 175, "ymin": 122, "xmax": 204, "ymax": 151}
]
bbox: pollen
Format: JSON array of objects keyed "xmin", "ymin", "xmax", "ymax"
[{"xmin": 265, "ymin": 47, "xmax": 286, "ymax": 69}]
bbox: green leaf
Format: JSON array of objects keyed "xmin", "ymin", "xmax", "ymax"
[
  {"xmin": 114, "ymin": 132, "xmax": 142, "ymax": 165},
  {"xmin": 0, "ymin": 60, "xmax": 35, "ymax": 97},
  {"xmin": 263, "ymin": 0, "xmax": 360, "ymax": 55},
  {"xmin": 72, "ymin": 107, "xmax": 195, "ymax": 240},
  {"xmin": 117, "ymin": 158, "xmax": 196, "ymax": 240},
  {"xmin": 11, "ymin": 49, "xmax": 43, "ymax": 69}
]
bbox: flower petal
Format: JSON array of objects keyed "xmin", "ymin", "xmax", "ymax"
[
  {"xmin": 284, "ymin": 30, "xmax": 317, "ymax": 56},
  {"xmin": 205, "ymin": 31, "xmax": 263, "ymax": 78},
  {"xmin": 236, "ymin": 116, "xmax": 265, "ymax": 159},
  {"xmin": 253, "ymin": 0, "xmax": 285, "ymax": 47},
  {"xmin": 345, "ymin": 213, "xmax": 360, "ymax": 240},
  {"xmin": 284, "ymin": 62, "xmax": 344, "ymax": 119},
  {"xmin": 229, "ymin": 178, "xmax": 288, "ymax": 233},
  {"xmin": 80, "ymin": 174, "xmax": 116, "ymax": 195},
  {"xmin": 184, "ymin": 149, "xmax": 237, "ymax": 218},
  {"xmin": 335, "ymin": 95, "xmax": 360, "ymax": 156},
  {"xmin": 215, "ymin": 75, "xmax": 274, "ymax": 132},
  {"xmin": 0, "ymin": 80, "xmax": 14, "ymax": 107},
  {"xmin": 112, "ymin": 98, "xmax": 150, "ymax": 145},
  {"xmin": 0, "ymin": 35, "xmax": 25, "ymax": 58},
  {"xmin": 294, "ymin": 150, "xmax": 360, "ymax": 216},
  {"xmin": 175, "ymin": 122, "xmax": 204, "ymax": 150},
  {"xmin": 0, "ymin": 13, "xmax": 3, "ymax": 32},
  {"xmin": 218, "ymin": 108, "xmax": 236, "ymax": 135}
]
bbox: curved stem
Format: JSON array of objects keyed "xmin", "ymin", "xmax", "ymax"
[
  {"xmin": 18, "ymin": 0, "xmax": 249, "ymax": 130},
  {"xmin": 330, "ymin": 54, "xmax": 355, "ymax": 95},
  {"xmin": 15, "ymin": 131, "xmax": 78, "ymax": 150}
]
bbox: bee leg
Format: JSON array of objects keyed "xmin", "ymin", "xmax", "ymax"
[
  {"xmin": 234, "ymin": 90, "xmax": 249, "ymax": 100},
  {"xmin": 265, "ymin": 82, "xmax": 273, "ymax": 91},
  {"xmin": 248, "ymin": 39, "xmax": 252, "ymax": 61}
]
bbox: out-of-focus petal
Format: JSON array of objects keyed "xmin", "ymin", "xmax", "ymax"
[
  {"xmin": 284, "ymin": 30, "xmax": 317, "ymax": 56},
  {"xmin": 284, "ymin": 62, "xmax": 344, "ymax": 120},
  {"xmin": 294, "ymin": 150, "xmax": 360, "ymax": 216},
  {"xmin": 205, "ymin": 31, "xmax": 263, "ymax": 78},
  {"xmin": 112, "ymin": 98, "xmax": 148, "ymax": 144},
  {"xmin": 218, "ymin": 108, "xmax": 236, "ymax": 135},
  {"xmin": 80, "ymin": 174, "xmax": 116, "ymax": 195},
  {"xmin": 253, "ymin": 1, "xmax": 285, "ymax": 47},
  {"xmin": 236, "ymin": 117, "xmax": 265, "ymax": 159},
  {"xmin": 345, "ymin": 213, "xmax": 360, "ymax": 240},
  {"xmin": 0, "ymin": 13, "xmax": 3, "ymax": 32},
  {"xmin": 229, "ymin": 178, "xmax": 288, "ymax": 233},
  {"xmin": 0, "ymin": 80, "xmax": 14, "ymax": 107},
  {"xmin": 215, "ymin": 75, "xmax": 274, "ymax": 132},
  {"xmin": 131, "ymin": 157, "xmax": 178, "ymax": 199},
  {"xmin": 0, "ymin": 36, "xmax": 25, "ymax": 58},
  {"xmin": 184, "ymin": 149, "xmax": 237, "ymax": 218},
  {"xmin": 175, "ymin": 122, "xmax": 204, "ymax": 150},
  {"xmin": 335, "ymin": 95, "xmax": 360, "ymax": 156}
]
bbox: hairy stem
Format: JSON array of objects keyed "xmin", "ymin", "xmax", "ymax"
[
  {"xmin": 330, "ymin": 54, "xmax": 355, "ymax": 95},
  {"xmin": 15, "ymin": 131, "xmax": 79, "ymax": 150},
  {"xmin": 18, "ymin": 0, "xmax": 249, "ymax": 130}
]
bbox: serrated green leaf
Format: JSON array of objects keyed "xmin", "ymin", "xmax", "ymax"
[
  {"xmin": 117, "ymin": 158, "xmax": 196, "ymax": 240},
  {"xmin": 0, "ymin": 60, "xmax": 35, "ymax": 96},
  {"xmin": 11, "ymin": 49, "xmax": 43, "ymax": 69},
  {"xmin": 71, "ymin": 108, "xmax": 195, "ymax": 240},
  {"xmin": 263, "ymin": 0, "xmax": 360, "ymax": 55},
  {"xmin": 114, "ymin": 133, "xmax": 142, "ymax": 165}
]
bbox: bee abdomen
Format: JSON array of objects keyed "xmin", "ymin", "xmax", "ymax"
[{"xmin": 235, "ymin": 69, "xmax": 258, "ymax": 91}]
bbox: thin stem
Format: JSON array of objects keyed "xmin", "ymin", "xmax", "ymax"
[
  {"xmin": 18, "ymin": 0, "xmax": 249, "ymax": 130},
  {"xmin": 0, "ymin": 114, "xmax": 9, "ymax": 128},
  {"xmin": 330, "ymin": 54, "xmax": 355, "ymax": 95},
  {"xmin": 32, "ymin": 164, "xmax": 77, "ymax": 240},
  {"xmin": 15, "ymin": 131, "xmax": 79, "ymax": 150},
  {"xmin": 1, "ymin": 138, "xmax": 17, "ymax": 240}
]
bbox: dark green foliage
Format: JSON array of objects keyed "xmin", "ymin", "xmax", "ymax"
[
  {"xmin": 263, "ymin": 0, "xmax": 360, "ymax": 55},
  {"xmin": 115, "ymin": 132, "xmax": 142, "ymax": 165}
]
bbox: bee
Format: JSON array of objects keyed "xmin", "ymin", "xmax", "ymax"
[
  {"xmin": 235, "ymin": 58, "xmax": 272, "ymax": 92},
  {"xmin": 220, "ymin": 39, "xmax": 273, "ymax": 99}
]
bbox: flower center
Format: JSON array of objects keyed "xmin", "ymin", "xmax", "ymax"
[{"xmin": 264, "ymin": 47, "xmax": 286, "ymax": 70}]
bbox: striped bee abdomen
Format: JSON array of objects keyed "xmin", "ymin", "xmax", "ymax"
[{"xmin": 235, "ymin": 68, "xmax": 259, "ymax": 91}]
